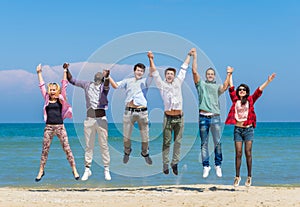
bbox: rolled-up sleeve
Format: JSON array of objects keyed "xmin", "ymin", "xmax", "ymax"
[{"xmin": 177, "ymin": 63, "xmax": 188, "ymax": 82}]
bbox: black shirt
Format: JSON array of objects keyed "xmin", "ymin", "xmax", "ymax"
[{"xmin": 46, "ymin": 101, "xmax": 63, "ymax": 124}]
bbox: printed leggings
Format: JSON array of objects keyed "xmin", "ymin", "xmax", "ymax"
[{"xmin": 39, "ymin": 124, "xmax": 76, "ymax": 169}]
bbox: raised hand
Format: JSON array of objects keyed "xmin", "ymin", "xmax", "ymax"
[
  {"xmin": 268, "ymin": 73, "xmax": 276, "ymax": 82},
  {"xmin": 63, "ymin": 63, "xmax": 69, "ymax": 69},
  {"xmin": 147, "ymin": 51, "xmax": 154, "ymax": 59},
  {"xmin": 189, "ymin": 48, "xmax": 196, "ymax": 56},
  {"xmin": 227, "ymin": 66, "xmax": 234, "ymax": 73},
  {"xmin": 259, "ymin": 72, "xmax": 276, "ymax": 91},
  {"xmin": 36, "ymin": 64, "xmax": 42, "ymax": 73}
]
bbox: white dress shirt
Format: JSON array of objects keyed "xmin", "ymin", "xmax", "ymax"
[{"xmin": 152, "ymin": 63, "xmax": 188, "ymax": 111}]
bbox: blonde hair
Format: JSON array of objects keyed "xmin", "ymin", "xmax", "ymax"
[{"xmin": 47, "ymin": 83, "xmax": 61, "ymax": 97}]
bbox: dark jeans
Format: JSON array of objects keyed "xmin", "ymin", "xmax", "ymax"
[{"xmin": 199, "ymin": 114, "xmax": 223, "ymax": 167}]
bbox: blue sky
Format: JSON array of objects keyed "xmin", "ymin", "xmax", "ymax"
[{"xmin": 0, "ymin": 0, "xmax": 299, "ymax": 123}]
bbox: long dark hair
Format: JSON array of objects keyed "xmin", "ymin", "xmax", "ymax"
[{"xmin": 236, "ymin": 84, "xmax": 250, "ymax": 105}]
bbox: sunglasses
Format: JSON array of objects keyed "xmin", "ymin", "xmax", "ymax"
[
  {"xmin": 48, "ymin": 82, "xmax": 58, "ymax": 86},
  {"xmin": 238, "ymin": 88, "xmax": 247, "ymax": 92}
]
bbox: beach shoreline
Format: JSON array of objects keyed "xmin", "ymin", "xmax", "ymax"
[{"xmin": 1, "ymin": 184, "xmax": 299, "ymax": 207}]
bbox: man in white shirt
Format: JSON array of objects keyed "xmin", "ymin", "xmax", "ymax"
[
  {"xmin": 108, "ymin": 63, "xmax": 153, "ymax": 165},
  {"xmin": 147, "ymin": 50, "xmax": 192, "ymax": 175}
]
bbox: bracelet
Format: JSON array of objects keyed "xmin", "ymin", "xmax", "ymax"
[
  {"xmin": 64, "ymin": 69, "xmax": 67, "ymax": 72},
  {"xmin": 227, "ymin": 72, "xmax": 232, "ymax": 74},
  {"xmin": 37, "ymin": 71, "xmax": 41, "ymax": 73}
]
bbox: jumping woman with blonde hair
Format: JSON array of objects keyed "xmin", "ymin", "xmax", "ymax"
[{"xmin": 35, "ymin": 63, "xmax": 79, "ymax": 182}]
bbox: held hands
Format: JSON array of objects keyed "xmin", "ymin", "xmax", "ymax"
[
  {"xmin": 147, "ymin": 51, "xmax": 154, "ymax": 59},
  {"xmin": 188, "ymin": 48, "xmax": 196, "ymax": 57},
  {"xmin": 36, "ymin": 64, "xmax": 42, "ymax": 73},
  {"xmin": 63, "ymin": 63, "xmax": 69, "ymax": 70},
  {"xmin": 227, "ymin": 66, "xmax": 234, "ymax": 73}
]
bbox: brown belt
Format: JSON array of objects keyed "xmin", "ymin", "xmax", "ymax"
[
  {"xmin": 87, "ymin": 108, "xmax": 106, "ymax": 118},
  {"xmin": 165, "ymin": 113, "xmax": 183, "ymax": 119}
]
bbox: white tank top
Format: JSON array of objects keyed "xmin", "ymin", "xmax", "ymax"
[{"xmin": 235, "ymin": 100, "xmax": 249, "ymax": 122}]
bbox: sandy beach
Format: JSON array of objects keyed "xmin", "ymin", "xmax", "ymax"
[{"xmin": 1, "ymin": 184, "xmax": 299, "ymax": 207}]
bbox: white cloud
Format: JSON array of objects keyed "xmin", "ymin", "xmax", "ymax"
[{"xmin": 0, "ymin": 61, "xmax": 202, "ymax": 123}]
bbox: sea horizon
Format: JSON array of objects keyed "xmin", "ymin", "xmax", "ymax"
[{"xmin": 0, "ymin": 122, "xmax": 299, "ymax": 188}]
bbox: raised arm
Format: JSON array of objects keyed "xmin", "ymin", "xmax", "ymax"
[
  {"xmin": 36, "ymin": 64, "xmax": 44, "ymax": 84},
  {"xmin": 102, "ymin": 69, "xmax": 110, "ymax": 87},
  {"xmin": 220, "ymin": 66, "xmax": 234, "ymax": 93},
  {"xmin": 183, "ymin": 50, "xmax": 191, "ymax": 67},
  {"xmin": 147, "ymin": 51, "xmax": 164, "ymax": 89},
  {"xmin": 36, "ymin": 64, "xmax": 47, "ymax": 98},
  {"xmin": 190, "ymin": 48, "xmax": 200, "ymax": 84},
  {"xmin": 229, "ymin": 72, "xmax": 233, "ymax": 87},
  {"xmin": 259, "ymin": 73, "xmax": 276, "ymax": 91},
  {"xmin": 147, "ymin": 51, "xmax": 156, "ymax": 74},
  {"xmin": 176, "ymin": 50, "xmax": 192, "ymax": 82},
  {"xmin": 108, "ymin": 75, "xmax": 118, "ymax": 89},
  {"xmin": 60, "ymin": 63, "xmax": 70, "ymax": 99},
  {"xmin": 63, "ymin": 63, "xmax": 69, "ymax": 81}
]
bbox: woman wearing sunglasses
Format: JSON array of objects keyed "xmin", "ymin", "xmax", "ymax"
[
  {"xmin": 225, "ymin": 67, "xmax": 276, "ymax": 187},
  {"xmin": 35, "ymin": 63, "xmax": 79, "ymax": 182}
]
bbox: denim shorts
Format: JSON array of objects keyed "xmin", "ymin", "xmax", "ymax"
[{"xmin": 234, "ymin": 126, "xmax": 254, "ymax": 142}]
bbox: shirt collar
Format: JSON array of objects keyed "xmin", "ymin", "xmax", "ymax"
[{"xmin": 205, "ymin": 80, "xmax": 216, "ymax": 84}]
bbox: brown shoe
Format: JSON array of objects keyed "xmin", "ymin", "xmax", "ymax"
[
  {"xmin": 171, "ymin": 164, "xmax": 178, "ymax": 176},
  {"xmin": 163, "ymin": 164, "xmax": 169, "ymax": 174}
]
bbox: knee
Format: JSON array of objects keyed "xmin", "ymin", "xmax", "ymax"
[
  {"xmin": 245, "ymin": 150, "xmax": 252, "ymax": 157},
  {"xmin": 236, "ymin": 151, "xmax": 242, "ymax": 158}
]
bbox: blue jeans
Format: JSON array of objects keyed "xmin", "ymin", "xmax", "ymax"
[{"xmin": 199, "ymin": 114, "xmax": 222, "ymax": 167}]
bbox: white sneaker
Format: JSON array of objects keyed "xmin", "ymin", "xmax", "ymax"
[
  {"xmin": 104, "ymin": 166, "xmax": 111, "ymax": 181},
  {"xmin": 81, "ymin": 167, "xmax": 92, "ymax": 181},
  {"xmin": 202, "ymin": 166, "xmax": 211, "ymax": 178},
  {"xmin": 215, "ymin": 165, "xmax": 222, "ymax": 177},
  {"xmin": 245, "ymin": 176, "xmax": 252, "ymax": 187},
  {"xmin": 234, "ymin": 176, "xmax": 241, "ymax": 187}
]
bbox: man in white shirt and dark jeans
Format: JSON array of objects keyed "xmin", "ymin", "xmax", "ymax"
[
  {"xmin": 108, "ymin": 63, "xmax": 153, "ymax": 165},
  {"xmin": 147, "ymin": 50, "xmax": 192, "ymax": 175}
]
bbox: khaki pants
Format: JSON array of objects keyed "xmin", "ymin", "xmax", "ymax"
[
  {"xmin": 83, "ymin": 117, "xmax": 110, "ymax": 167},
  {"xmin": 162, "ymin": 115, "xmax": 184, "ymax": 165},
  {"xmin": 123, "ymin": 110, "xmax": 149, "ymax": 156}
]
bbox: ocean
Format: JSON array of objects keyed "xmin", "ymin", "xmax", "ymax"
[{"xmin": 0, "ymin": 122, "xmax": 299, "ymax": 188}]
